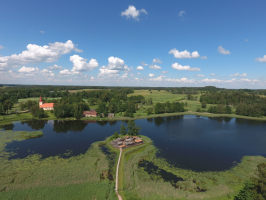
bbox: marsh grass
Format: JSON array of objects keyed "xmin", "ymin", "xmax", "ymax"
[
  {"xmin": 0, "ymin": 131, "xmax": 116, "ymax": 200},
  {"xmin": 121, "ymin": 136, "xmax": 266, "ymax": 200},
  {"xmin": 19, "ymin": 131, "xmax": 43, "ymax": 138}
]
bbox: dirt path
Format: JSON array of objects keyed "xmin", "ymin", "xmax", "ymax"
[{"xmin": 115, "ymin": 147, "xmax": 123, "ymax": 200}]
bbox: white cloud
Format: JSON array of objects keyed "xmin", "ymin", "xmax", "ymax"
[
  {"xmin": 98, "ymin": 56, "xmax": 130, "ymax": 77},
  {"xmin": 121, "ymin": 73, "xmax": 128, "ymax": 78},
  {"xmin": 210, "ymin": 73, "xmax": 216, "ymax": 76},
  {"xmin": 149, "ymin": 74, "xmax": 155, "ymax": 77},
  {"xmin": 59, "ymin": 69, "xmax": 72, "ymax": 75},
  {"xmin": 41, "ymin": 69, "xmax": 55, "ymax": 77},
  {"xmin": 201, "ymin": 78, "xmax": 259, "ymax": 84},
  {"xmin": 149, "ymin": 64, "xmax": 161, "ymax": 70},
  {"xmin": 230, "ymin": 72, "xmax": 247, "ymax": 77},
  {"xmin": 140, "ymin": 9, "xmax": 148, "ymax": 15},
  {"xmin": 136, "ymin": 66, "xmax": 144, "ymax": 70},
  {"xmin": 201, "ymin": 56, "xmax": 207, "ymax": 59},
  {"xmin": 40, "ymin": 31, "xmax": 45, "ymax": 34},
  {"xmin": 18, "ymin": 66, "xmax": 39, "ymax": 73},
  {"xmin": 121, "ymin": 5, "xmax": 148, "ymax": 21},
  {"xmin": 162, "ymin": 71, "xmax": 168, "ymax": 74},
  {"xmin": 70, "ymin": 55, "xmax": 99, "ymax": 72},
  {"xmin": 171, "ymin": 63, "xmax": 201, "ymax": 71},
  {"xmin": 195, "ymin": 74, "xmax": 204, "ymax": 77},
  {"xmin": 169, "ymin": 48, "xmax": 200, "ymax": 59},
  {"xmin": 153, "ymin": 58, "xmax": 162, "ymax": 63},
  {"xmin": 150, "ymin": 76, "xmax": 164, "ymax": 81},
  {"xmin": 255, "ymin": 55, "xmax": 266, "ymax": 62},
  {"xmin": 245, "ymin": 39, "xmax": 248, "ymax": 42},
  {"xmin": 140, "ymin": 61, "xmax": 148, "ymax": 66},
  {"xmin": 179, "ymin": 11, "xmax": 186, "ymax": 17},
  {"xmin": 47, "ymin": 64, "xmax": 63, "ymax": 70},
  {"xmin": 165, "ymin": 77, "xmax": 195, "ymax": 83},
  {"xmin": 0, "ymin": 40, "xmax": 82, "ymax": 71},
  {"xmin": 217, "ymin": 46, "xmax": 230, "ymax": 54},
  {"xmin": 137, "ymin": 72, "xmax": 140, "ymax": 75},
  {"xmin": 0, "ymin": 45, "xmax": 6, "ymax": 50}
]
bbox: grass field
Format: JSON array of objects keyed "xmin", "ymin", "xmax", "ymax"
[
  {"xmin": 120, "ymin": 137, "xmax": 266, "ymax": 200},
  {"xmin": 0, "ymin": 130, "xmax": 117, "ymax": 200},
  {"xmin": 128, "ymin": 90, "xmax": 195, "ymax": 103}
]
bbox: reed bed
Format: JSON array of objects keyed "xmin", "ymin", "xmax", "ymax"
[
  {"xmin": 121, "ymin": 136, "xmax": 266, "ymax": 200},
  {"xmin": 0, "ymin": 131, "xmax": 116, "ymax": 200}
]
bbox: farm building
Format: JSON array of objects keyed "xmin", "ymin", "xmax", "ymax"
[{"xmin": 39, "ymin": 96, "xmax": 54, "ymax": 110}]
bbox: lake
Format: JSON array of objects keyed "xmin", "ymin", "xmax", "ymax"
[{"xmin": 2, "ymin": 115, "xmax": 266, "ymax": 172}]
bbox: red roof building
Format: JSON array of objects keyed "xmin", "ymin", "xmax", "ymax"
[
  {"xmin": 39, "ymin": 96, "xmax": 54, "ymax": 110},
  {"xmin": 83, "ymin": 110, "xmax": 97, "ymax": 117}
]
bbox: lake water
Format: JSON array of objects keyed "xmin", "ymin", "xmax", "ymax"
[{"xmin": 2, "ymin": 115, "xmax": 266, "ymax": 172}]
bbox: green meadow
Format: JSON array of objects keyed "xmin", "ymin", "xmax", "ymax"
[{"xmin": 0, "ymin": 131, "xmax": 117, "ymax": 200}]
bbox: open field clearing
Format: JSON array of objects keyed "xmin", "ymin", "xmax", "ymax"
[{"xmin": 128, "ymin": 90, "xmax": 193, "ymax": 103}]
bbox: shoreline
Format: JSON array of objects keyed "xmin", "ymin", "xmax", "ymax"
[{"xmin": 1, "ymin": 111, "xmax": 266, "ymax": 127}]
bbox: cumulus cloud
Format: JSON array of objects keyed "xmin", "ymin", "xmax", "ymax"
[
  {"xmin": 255, "ymin": 55, "xmax": 266, "ymax": 62},
  {"xmin": 140, "ymin": 61, "xmax": 148, "ymax": 66},
  {"xmin": 137, "ymin": 72, "xmax": 140, "ymax": 75},
  {"xmin": 217, "ymin": 46, "xmax": 230, "ymax": 54},
  {"xmin": 136, "ymin": 66, "xmax": 144, "ymax": 70},
  {"xmin": 153, "ymin": 58, "xmax": 162, "ymax": 63},
  {"xmin": 210, "ymin": 73, "xmax": 216, "ymax": 76},
  {"xmin": 150, "ymin": 76, "xmax": 164, "ymax": 81},
  {"xmin": 121, "ymin": 5, "xmax": 148, "ymax": 21},
  {"xmin": 40, "ymin": 31, "xmax": 45, "ymax": 34},
  {"xmin": 179, "ymin": 11, "xmax": 186, "ymax": 17},
  {"xmin": 169, "ymin": 48, "xmax": 200, "ymax": 59},
  {"xmin": 162, "ymin": 71, "xmax": 168, "ymax": 74},
  {"xmin": 0, "ymin": 40, "xmax": 82, "ymax": 71},
  {"xmin": 98, "ymin": 56, "xmax": 130, "ymax": 77},
  {"xmin": 47, "ymin": 64, "xmax": 63, "ymax": 70},
  {"xmin": 59, "ymin": 69, "xmax": 72, "ymax": 75},
  {"xmin": 41, "ymin": 69, "xmax": 55, "ymax": 77},
  {"xmin": 149, "ymin": 74, "xmax": 155, "ymax": 77},
  {"xmin": 230, "ymin": 72, "xmax": 247, "ymax": 77},
  {"xmin": 0, "ymin": 45, "xmax": 6, "ymax": 50},
  {"xmin": 149, "ymin": 64, "xmax": 161, "ymax": 70},
  {"xmin": 201, "ymin": 56, "xmax": 207, "ymax": 59},
  {"xmin": 165, "ymin": 77, "xmax": 195, "ymax": 83},
  {"xmin": 171, "ymin": 63, "xmax": 201, "ymax": 71},
  {"xmin": 121, "ymin": 73, "xmax": 128, "ymax": 78},
  {"xmin": 18, "ymin": 66, "xmax": 39, "ymax": 73},
  {"xmin": 195, "ymin": 74, "xmax": 204, "ymax": 77},
  {"xmin": 70, "ymin": 55, "xmax": 99, "ymax": 72},
  {"xmin": 201, "ymin": 78, "xmax": 259, "ymax": 84}
]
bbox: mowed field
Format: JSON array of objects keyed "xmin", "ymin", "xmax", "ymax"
[
  {"xmin": 69, "ymin": 89, "xmax": 109, "ymax": 93},
  {"xmin": 128, "ymin": 90, "xmax": 198, "ymax": 103}
]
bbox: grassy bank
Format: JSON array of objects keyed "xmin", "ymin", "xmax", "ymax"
[
  {"xmin": 0, "ymin": 130, "xmax": 117, "ymax": 200},
  {"xmin": 120, "ymin": 138, "xmax": 266, "ymax": 200}
]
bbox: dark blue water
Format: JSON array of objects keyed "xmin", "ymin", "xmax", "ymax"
[{"xmin": 2, "ymin": 116, "xmax": 266, "ymax": 172}]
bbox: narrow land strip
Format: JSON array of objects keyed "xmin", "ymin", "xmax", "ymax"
[{"xmin": 115, "ymin": 147, "xmax": 123, "ymax": 200}]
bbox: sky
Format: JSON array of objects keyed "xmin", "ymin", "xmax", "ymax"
[{"xmin": 0, "ymin": 0, "xmax": 266, "ymax": 88}]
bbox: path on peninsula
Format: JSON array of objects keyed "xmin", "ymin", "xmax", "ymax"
[{"xmin": 115, "ymin": 147, "xmax": 123, "ymax": 200}]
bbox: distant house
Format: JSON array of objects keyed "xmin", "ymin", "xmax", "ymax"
[
  {"xmin": 100, "ymin": 113, "xmax": 115, "ymax": 117},
  {"xmin": 108, "ymin": 113, "xmax": 115, "ymax": 117},
  {"xmin": 83, "ymin": 110, "xmax": 97, "ymax": 117},
  {"xmin": 39, "ymin": 96, "xmax": 54, "ymax": 110}
]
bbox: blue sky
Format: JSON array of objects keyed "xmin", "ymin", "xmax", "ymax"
[{"xmin": 0, "ymin": 0, "xmax": 266, "ymax": 88}]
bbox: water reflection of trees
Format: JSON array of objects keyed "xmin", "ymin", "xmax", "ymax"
[
  {"xmin": 208, "ymin": 117, "xmax": 232, "ymax": 123},
  {"xmin": 147, "ymin": 118, "xmax": 153, "ymax": 123},
  {"xmin": 153, "ymin": 115, "xmax": 184, "ymax": 126},
  {"xmin": 21, "ymin": 120, "xmax": 47, "ymax": 130},
  {"xmin": 1, "ymin": 123, "xmax": 14, "ymax": 130},
  {"xmin": 109, "ymin": 121, "xmax": 117, "ymax": 126},
  {"xmin": 53, "ymin": 120, "xmax": 88, "ymax": 133}
]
